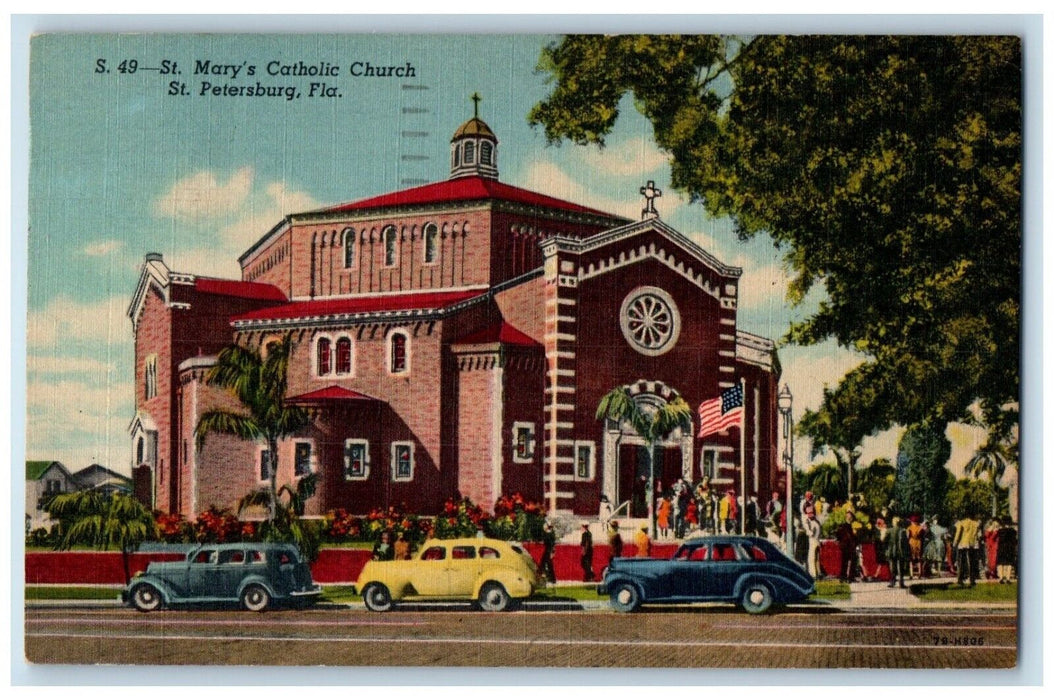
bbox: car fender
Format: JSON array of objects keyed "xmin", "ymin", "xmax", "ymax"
[
  {"xmin": 237, "ymin": 575, "xmax": 277, "ymax": 601},
  {"xmin": 356, "ymin": 562, "xmax": 415, "ymax": 600},
  {"xmin": 472, "ymin": 568, "xmax": 532, "ymax": 599},
  {"xmin": 732, "ymin": 572, "xmax": 801, "ymax": 603},
  {"xmin": 603, "ymin": 574, "xmax": 645, "ymax": 600},
  {"xmin": 127, "ymin": 575, "xmax": 178, "ymax": 605}
]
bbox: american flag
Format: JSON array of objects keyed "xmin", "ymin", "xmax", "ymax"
[{"xmin": 698, "ymin": 385, "xmax": 744, "ymax": 438}]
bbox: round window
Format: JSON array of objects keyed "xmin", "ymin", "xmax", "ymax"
[{"xmin": 619, "ymin": 286, "xmax": 681, "ymax": 356}]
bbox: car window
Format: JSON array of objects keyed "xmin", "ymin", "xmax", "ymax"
[
  {"xmin": 192, "ymin": 550, "xmax": 216, "ymax": 564},
  {"xmin": 248, "ymin": 550, "xmax": 266, "ymax": 563},
  {"xmin": 740, "ymin": 545, "xmax": 768, "ymax": 561},
  {"xmin": 712, "ymin": 544, "xmax": 738, "ymax": 561},
  {"xmin": 277, "ymin": 550, "xmax": 295, "ymax": 566},
  {"xmin": 479, "ymin": 546, "xmax": 500, "ymax": 559},
  {"xmin": 690, "ymin": 546, "xmax": 709, "ymax": 561},
  {"xmin": 451, "ymin": 546, "xmax": 476, "ymax": 560},
  {"xmin": 508, "ymin": 544, "xmax": 525, "ymax": 555},
  {"xmin": 219, "ymin": 549, "xmax": 245, "ymax": 565},
  {"xmin": 421, "ymin": 546, "xmax": 446, "ymax": 561}
]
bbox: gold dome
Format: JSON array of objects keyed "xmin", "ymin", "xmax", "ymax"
[{"xmin": 451, "ymin": 117, "xmax": 497, "ymax": 141}]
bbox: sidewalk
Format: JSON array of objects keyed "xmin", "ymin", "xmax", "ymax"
[{"xmin": 835, "ymin": 577, "xmax": 1017, "ymax": 610}]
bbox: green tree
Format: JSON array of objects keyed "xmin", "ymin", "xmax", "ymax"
[
  {"xmin": 799, "ymin": 462, "xmax": 845, "ymax": 507},
  {"xmin": 48, "ymin": 491, "xmax": 159, "ymax": 584},
  {"xmin": 945, "ymin": 477, "xmax": 1007, "ymax": 521},
  {"xmin": 194, "ymin": 335, "xmax": 309, "ymax": 522},
  {"xmin": 531, "ymin": 35, "xmax": 1020, "ymax": 437},
  {"xmin": 965, "ymin": 439, "xmax": 1013, "ymax": 517},
  {"xmin": 596, "ymin": 386, "xmax": 693, "ymax": 537},
  {"xmin": 892, "ymin": 423, "xmax": 953, "ymax": 518},
  {"xmin": 855, "ymin": 458, "xmax": 897, "ymax": 513}
]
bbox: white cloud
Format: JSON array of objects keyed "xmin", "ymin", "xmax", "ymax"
[
  {"xmin": 575, "ymin": 137, "xmax": 669, "ymax": 177},
  {"xmin": 28, "ymin": 355, "xmax": 116, "ymax": 375},
  {"xmin": 25, "ymin": 376, "xmax": 135, "ymax": 475},
  {"xmin": 167, "ymin": 179, "xmax": 320, "ymax": 278},
  {"xmin": 521, "ymin": 159, "xmax": 687, "ymax": 221},
  {"xmin": 26, "ymin": 294, "xmax": 130, "ymax": 349},
  {"xmin": 737, "ymin": 262, "xmax": 791, "ymax": 312},
  {"xmin": 153, "ymin": 167, "xmax": 254, "ymax": 222},
  {"xmin": 83, "ymin": 240, "xmax": 124, "ymax": 257}
]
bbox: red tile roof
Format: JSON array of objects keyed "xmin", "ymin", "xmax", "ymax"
[
  {"xmin": 454, "ymin": 321, "xmax": 541, "ymax": 347},
  {"xmin": 287, "ymin": 385, "xmax": 379, "ymax": 404},
  {"xmin": 194, "ymin": 277, "xmax": 287, "ymax": 302},
  {"xmin": 231, "ymin": 289, "xmax": 485, "ymax": 323},
  {"xmin": 320, "ymin": 176, "xmax": 618, "ymax": 219}
]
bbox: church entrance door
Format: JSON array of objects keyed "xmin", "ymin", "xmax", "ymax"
[{"xmin": 617, "ymin": 444, "xmax": 682, "ymax": 518}]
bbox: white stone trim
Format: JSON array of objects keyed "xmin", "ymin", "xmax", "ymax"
[
  {"xmin": 552, "ymin": 403, "xmax": 575, "ymax": 411},
  {"xmin": 719, "ymin": 333, "xmax": 736, "ymax": 341},
  {"xmin": 719, "ymin": 350, "xmax": 736, "ymax": 357},
  {"xmin": 545, "ymin": 421, "xmax": 574, "ymax": 430},
  {"xmin": 718, "ymin": 381, "xmax": 736, "ymax": 388},
  {"xmin": 555, "ymin": 315, "xmax": 576, "ymax": 323},
  {"xmin": 720, "ymin": 318, "xmax": 737, "ymax": 326},
  {"xmin": 342, "ymin": 438, "xmax": 370, "ymax": 480},
  {"xmin": 548, "ymin": 351, "xmax": 576, "ymax": 360},
  {"xmin": 545, "ymin": 297, "xmax": 576, "ymax": 307},
  {"xmin": 543, "ymin": 474, "xmax": 576, "ymax": 482},
  {"xmin": 390, "ymin": 441, "xmax": 415, "ymax": 482},
  {"xmin": 548, "ymin": 368, "xmax": 576, "ymax": 378},
  {"xmin": 719, "ymin": 366, "xmax": 735, "ymax": 373},
  {"xmin": 544, "ymin": 385, "xmax": 576, "ymax": 394},
  {"xmin": 544, "ymin": 332, "xmax": 577, "ymax": 342}
]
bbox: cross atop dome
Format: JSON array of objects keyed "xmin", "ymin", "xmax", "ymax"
[{"xmin": 450, "ymin": 93, "xmax": 499, "ymax": 180}]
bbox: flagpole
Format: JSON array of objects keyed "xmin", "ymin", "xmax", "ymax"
[{"xmin": 740, "ymin": 377, "xmax": 747, "ymax": 535}]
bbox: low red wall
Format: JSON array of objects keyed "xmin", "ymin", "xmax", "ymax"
[{"xmin": 28, "ymin": 541, "xmax": 878, "ymax": 586}]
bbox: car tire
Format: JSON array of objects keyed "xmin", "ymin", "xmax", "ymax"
[
  {"xmin": 131, "ymin": 583, "xmax": 163, "ymax": 613},
  {"xmin": 362, "ymin": 583, "xmax": 394, "ymax": 612},
  {"xmin": 241, "ymin": 584, "xmax": 271, "ymax": 612},
  {"xmin": 740, "ymin": 582, "xmax": 773, "ymax": 614},
  {"xmin": 609, "ymin": 582, "xmax": 641, "ymax": 613},
  {"xmin": 478, "ymin": 582, "xmax": 511, "ymax": 612}
]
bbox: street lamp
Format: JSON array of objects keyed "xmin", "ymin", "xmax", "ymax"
[{"xmin": 777, "ymin": 384, "xmax": 794, "ymax": 557}]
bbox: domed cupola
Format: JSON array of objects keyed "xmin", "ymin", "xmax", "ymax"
[{"xmin": 450, "ymin": 93, "xmax": 498, "ymax": 180}]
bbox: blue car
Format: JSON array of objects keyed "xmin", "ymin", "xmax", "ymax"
[
  {"xmin": 122, "ymin": 542, "xmax": 321, "ymax": 612},
  {"xmin": 600, "ymin": 536, "xmax": 814, "ymax": 613}
]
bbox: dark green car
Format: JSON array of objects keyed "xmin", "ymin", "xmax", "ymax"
[{"xmin": 122, "ymin": 543, "xmax": 321, "ymax": 612}]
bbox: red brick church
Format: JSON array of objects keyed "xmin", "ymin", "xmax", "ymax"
[{"xmin": 128, "ymin": 109, "xmax": 782, "ymax": 518}]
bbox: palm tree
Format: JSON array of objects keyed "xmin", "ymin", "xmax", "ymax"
[
  {"xmin": 596, "ymin": 386, "xmax": 693, "ymax": 537},
  {"xmin": 237, "ymin": 474, "xmax": 321, "ymax": 562},
  {"xmin": 194, "ymin": 335, "xmax": 309, "ymax": 522},
  {"xmin": 48, "ymin": 490, "xmax": 158, "ymax": 584},
  {"xmin": 966, "ymin": 440, "xmax": 1011, "ymax": 517}
]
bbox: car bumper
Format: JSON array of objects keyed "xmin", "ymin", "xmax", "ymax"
[{"xmin": 290, "ymin": 585, "xmax": 323, "ymax": 598}]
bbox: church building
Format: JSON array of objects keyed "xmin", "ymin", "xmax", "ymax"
[{"xmin": 127, "ymin": 108, "xmax": 783, "ymax": 519}]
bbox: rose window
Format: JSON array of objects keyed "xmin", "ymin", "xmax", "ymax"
[{"xmin": 620, "ymin": 287, "xmax": 681, "ymax": 356}]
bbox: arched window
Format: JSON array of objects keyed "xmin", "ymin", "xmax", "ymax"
[
  {"xmin": 316, "ymin": 337, "xmax": 332, "ymax": 375},
  {"xmin": 480, "ymin": 141, "xmax": 493, "ymax": 165},
  {"xmin": 464, "ymin": 141, "xmax": 475, "ymax": 164},
  {"xmin": 383, "ymin": 226, "xmax": 397, "ymax": 267},
  {"xmin": 390, "ymin": 332, "xmax": 408, "ymax": 374},
  {"xmin": 136, "ymin": 438, "xmax": 144, "ymax": 465},
  {"xmin": 423, "ymin": 223, "xmax": 438, "ymax": 264},
  {"xmin": 335, "ymin": 337, "xmax": 352, "ymax": 375},
  {"xmin": 453, "ymin": 145, "xmax": 460, "ymax": 168},
  {"xmin": 343, "ymin": 228, "xmax": 355, "ymax": 268}
]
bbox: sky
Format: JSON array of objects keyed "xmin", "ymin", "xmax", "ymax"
[{"xmin": 25, "ymin": 32, "xmax": 989, "ymax": 478}]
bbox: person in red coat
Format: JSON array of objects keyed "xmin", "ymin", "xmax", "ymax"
[
  {"xmin": 835, "ymin": 511, "xmax": 858, "ymax": 583},
  {"xmin": 984, "ymin": 518, "xmax": 1000, "ymax": 580}
]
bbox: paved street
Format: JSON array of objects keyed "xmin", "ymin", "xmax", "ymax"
[{"xmin": 25, "ymin": 603, "xmax": 1016, "ymax": 668}]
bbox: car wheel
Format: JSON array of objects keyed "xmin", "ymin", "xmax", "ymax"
[
  {"xmin": 609, "ymin": 582, "xmax": 641, "ymax": 613},
  {"xmin": 478, "ymin": 582, "xmax": 511, "ymax": 612},
  {"xmin": 241, "ymin": 584, "xmax": 271, "ymax": 612},
  {"xmin": 741, "ymin": 582, "xmax": 773, "ymax": 614},
  {"xmin": 362, "ymin": 583, "xmax": 393, "ymax": 612},
  {"xmin": 131, "ymin": 583, "xmax": 163, "ymax": 612}
]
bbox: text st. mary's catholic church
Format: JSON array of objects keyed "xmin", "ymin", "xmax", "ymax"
[{"xmin": 127, "ymin": 103, "xmax": 782, "ymax": 519}]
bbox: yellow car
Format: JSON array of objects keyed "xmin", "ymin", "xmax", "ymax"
[{"xmin": 356, "ymin": 537, "xmax": 541, "ymax": 612}]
